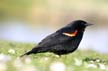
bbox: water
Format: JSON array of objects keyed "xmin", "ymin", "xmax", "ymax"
[{"xmin": 80, "ymin": 28, "xmax": 108, "ymax": 53}]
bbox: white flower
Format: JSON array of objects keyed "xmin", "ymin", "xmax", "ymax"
[
  {"xmin": 74, "ymin": 58, "xmax": 82, "ymax": 66},
  {"xmin": 89, "ymin": 60, "xmax": 94, "ymax": 63},
  {"xmin": 50, "ymin": 62, "xmax": 66, "ymax": 71},
  {"xmin": 39, "ymin": 57, "xmax": 49, "ymax": 63},
  {"xmin": 98, "ymin": 63, "xmax": 106, "ymax": 70},
  {"xmin": 13, "ymin": 57, "xmax": 23, "ymax": 68},
  {"xmin": 44, "ymin": 57, "xmax": 49, "ymax": 61},
  {"xmin": 0, "ymin": 63, "xmax": 7, "ymax": 71},
  {"xmin": 95, "ymin": 59, "xmax": 101, "ymax": 62},
  {"xmin": 8, "ymin": 49, "xmax": 15, "ymax": 54},
  {"xmin": 0, "ymin": 54, "xmax": 11, "ymax": 63},
  {"xmin": 24, "ymin": 57, "xmax": 32, "ymax": 64},
  {"xmin": 14, "ymin": 58, "xmax": 37, "ymax": 71},
  {"xmin": 20, "ymin": 65, "xmax": 37, "ymax": 71},
  {"xmin": 55, "ymin": 55, "xmax": 60, "ymax": 58},
  {"xmin": 86, "ymin": 63, "xmax": 97, "ymax": 68}
]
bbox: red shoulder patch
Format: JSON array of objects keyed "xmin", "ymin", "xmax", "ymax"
[{"xmin": 63, "ymin": 30, "xmax": 78, "ymax": 37}]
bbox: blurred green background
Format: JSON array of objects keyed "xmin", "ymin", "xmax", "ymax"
[
  {"xmin": 0, "ymin": 0, "xmax": 108, "ymax": 25},
  {"xmin": 0, "ymin": 0, "xmax": 108, "ymax": 53}
]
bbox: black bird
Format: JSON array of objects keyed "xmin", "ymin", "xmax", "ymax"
[{"xmin": 20, "ymin": 20, "xmax": 92, "ymax": 57}]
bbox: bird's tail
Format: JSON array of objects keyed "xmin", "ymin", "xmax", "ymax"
[
  {"xmin": 20, "ymin": 47, "xmax": 39, "ymax": 57},
  {"xmin": 20, "ymin": 51, "xmax": 32, "ymax": 57},
  {"xmin": 20, "ymin": 47, "xmax": 49, "ymax": 57}
]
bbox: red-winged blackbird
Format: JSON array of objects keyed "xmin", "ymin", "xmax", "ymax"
[{"xmin": 21, "ymin": 20, "xmax": 92, "ymax": 57}]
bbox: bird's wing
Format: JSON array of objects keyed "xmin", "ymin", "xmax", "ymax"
[{"xmin": 38, "ymin": 29, "xmax": 78, "ymax": 47}]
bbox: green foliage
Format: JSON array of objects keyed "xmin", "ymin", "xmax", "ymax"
[{"xmin": 0, "ymin": 41, "xmax": 108, "ymax": 71}]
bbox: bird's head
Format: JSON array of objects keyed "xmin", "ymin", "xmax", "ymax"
[{"xmin": 70, "ymin": 20, "xmax": 93, "ymax": 32}]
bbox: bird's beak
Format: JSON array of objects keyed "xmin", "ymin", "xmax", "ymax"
[{"xmin": 85, "ymin": 23, "xmax": 93, "ymax": 26}]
